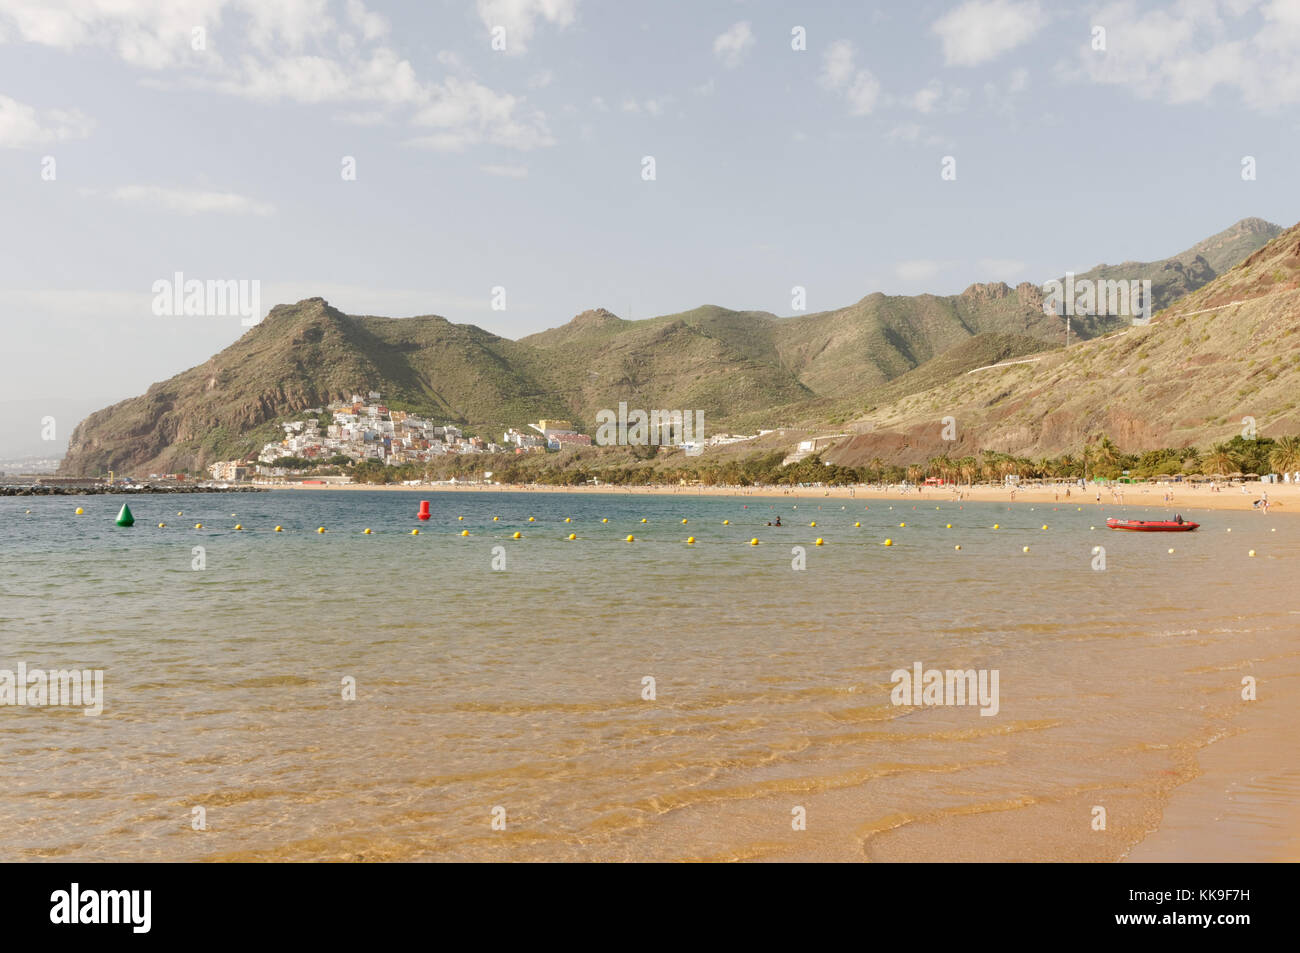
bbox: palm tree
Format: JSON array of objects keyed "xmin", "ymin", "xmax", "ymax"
[
  {"xmin": 957, "ymin": 457, "xmax": 978, "ymax": 486},
  {"xmin": 1269, "ymin": 435, "xmax": 1300, "ymax": 474},
  {"xmin": 1203, "ymin": 443, "xmax": 1238, "ymax": 476},
  {"xmin": 928, "ymin": 454, "xmax": 954, "ymax": 484},
  {"xmin": 1094, "ymin": 435, "xmax": 1121, "ymax": 469}
]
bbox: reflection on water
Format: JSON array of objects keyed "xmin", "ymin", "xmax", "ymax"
[{"xmin": 0, "ymin": 490, "xmax": 1295, "ymax": 861}]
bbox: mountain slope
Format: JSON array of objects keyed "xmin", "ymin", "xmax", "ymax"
[
  {"xmin": 58, "ymin": 218, "xmax": 1284, "ymax": 476},
  {"xmin": 1050, "ymin": 217, "xmax": 1282, "ymax": 323},
  {"xmin": 823, "ymin": 222, "xmax": 1300, "ymax": 467}
]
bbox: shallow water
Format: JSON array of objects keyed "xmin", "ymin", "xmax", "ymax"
[{"xmin": 1, "ymin": 490, "xmax": 1295, "ymax": 861}]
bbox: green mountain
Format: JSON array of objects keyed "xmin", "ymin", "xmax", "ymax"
[
  {"xmin": 59, "ymin": 218, "xmax": 1282, "ymax": 477},
  {"xmin": 1052, "ymin": 216, "xmax": 1282, "ymax": 322},
  {"xmin": 823, "ymin": 219, "xmax": 1300, "ymax": 467}
]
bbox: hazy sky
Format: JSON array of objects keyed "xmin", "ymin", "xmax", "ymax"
[{"xmin": 1, "ymin": 0, "xmax": 1298, "ymax": 433}]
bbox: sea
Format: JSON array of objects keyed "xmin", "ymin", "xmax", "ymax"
[{"xmin": 1, "ymin": 489, "xmax": 1295, "ymax": 861}]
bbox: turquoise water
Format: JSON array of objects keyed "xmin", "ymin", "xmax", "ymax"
[{"xmin": 0, "ymin": 489, "xmax": 1295, "ymax": 860}]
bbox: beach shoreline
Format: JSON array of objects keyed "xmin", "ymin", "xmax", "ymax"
[{"xmin": 268, "ymin": 479, "xmax": 1298, "ymax": 515}]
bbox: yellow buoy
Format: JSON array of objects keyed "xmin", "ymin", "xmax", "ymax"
[
  {"xmin": 363, "ymin": 528, "xmax": 371, "ymax": 534},
  {"xmin": 883, "ymin": 538, "xmax": 893, "ymax": 546},
  {"xmin": 75, "ymin": 507, "xmax": 84, "ymax": 515},
  {"xmin": 1248, "ymin": 549, "xmax": 1257, "ymax": 557},
  {"xmin": 461, "ymin": 529, "xmax": 469, "ymax": 536},
  {"xmin": 686, "ymin": 536, "xmax": 695, "ymax": 544},
  {"xmin": 626, "ymin": 535, "xmax": 635, "ymax": 542},
  {"xmin": 512, "ymin": 531, "xmax": 522, "ymax": 539},
  {"xmin": 411, "ymin": 528, "xmax": 419, "ymax": 535},
  {"xmin": 1022, "ymin": 546, "xmax": 1030, "ymax": 553},
  {"xmin": 954, "ymin": 544, "xmax": 961, "ymax": 550},
  {"xmin": 528, "ymin": 517, "xmax": 535, "ymax": 522},
  {"xmin": 1167, "ymin": 547, "xmax": 1174, "ymax": 554},
  {"xmin": 234, "ymin": 524, "xmax": 243, "ymax": 530},
  {"xmin": 945, "ymin": 523, "xmax": 952, "ymax": 528},
  {"xmin": 317, "ymin": 527, "xmax": 325, "ymax": 534},
  {"xmin": 899, "ymin": 522, "xmax": 905, "ymax": 527},
  {"xmin": 274, "ymin": 525, "xmax": 282, "ymax": 532},
  {"xmin": 567, "ymin": 533, "xmax": 576, "ymax": 540},
  {"xmin": 750, "ymin": 538, "xmax": 759, "ymax": 545},
  {"xmin": 641, "ymin": 518, "xmax": 647, "ymax": 523},
  {"xmin": 723, "ymin": 519, "xmax": 730, "ymax": 525},
  {"xmin": 810, "ymin": 521, "xmax": 817, "ymax": 527},
  {"xmin": 230, "ymin": 513, "xmax": 237, "ymax": 518},
  {"xmin": 564, "ymin": 517, "xmax": 571, "ymax": 523},
  {"xmin": 458, "ymin": 516, "xmax": 464, "ymax": 521},
  {"xmin": 1226, "ymin": 528, "xmax": 1232, "ymax": 532},
  {"xmin": 177, "ymin": 511, "xmax": 183, "ymax": 516},
  {"xmin": 681, "ymin": 518, "xmax": 688, "ymax": 524},
  {"xmin": 1041, "ymin": 524, "xmax": 1048, "ymax": 530},
  {"xmin": 158, "ymin": 523, "xmax": 165, "ymax": 528},
  {"xmin": 854, "ymin": 521, "xmax": 861, "ymax": 527},
  {"xmin": 815, "ymin": 538, "xmax": 824, "ymax": 546},
  {"xmin": 993, "ymin": 524, "xmax": 999, "ymax": 530},
  {"xmin": 602, "ymin": 518, "xmax": 609, "ymax": 523},
  {"xmin": 493, "ymin": 516, "xmax": 499, "ymax": 521},
  {"xmin": 195, "ymin": 523, "xmax": 203, "ymax": 529}
]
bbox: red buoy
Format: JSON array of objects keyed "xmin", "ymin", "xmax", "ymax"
[{"xmin": 417, "ymin": 500, "xmax": 431, "ymax": 521}]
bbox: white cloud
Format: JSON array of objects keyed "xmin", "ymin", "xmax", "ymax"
[
  {"xmin": 475, "ymin": 0, "xmax": 579, "ymax": 55},
  {"xmin": 713, "ymin": 21, "xmax": 755, "ymax": 68},
  {"xmin": 884, "ymin": 122, "xmax": 949, "ymax": 147},
  {"xmin": 409, "ymin": 78, "xmax": 553, "ymax": 151},
  {"xmin": 932, "ymin": 0, "xmax": 1044, "ymax": 66},
  {"xmin": 0, "ymin": 1, "xmax": 557, "ymax": 152},
  {"xmin": 527, "ymin": 69, "xmax": 554, "ymax": 88},
  {"xmin": 0, "ymin": 93, "xmax": 93, "ymax": 148},
  {"xmin": 620, "ymin": 96, "xmax": 670, "ymax": 116},
  {"xmin": 895, "ymin": 260, "xmax": 942, "ymax": 282},
  {"xmin": 821, "ymin": 39, "xmax": 856, "ymax": 89},
  {"xmin": 106, "ymin": 185, "xmax": 275, "ymax": 215},
  {"xmin": 1075, "ymin": 0, "xmax": 1300, "ymax": 110},
  {"xmin": 819, "ymin": 40, "xmax": 880, "ymax": 116},
  {"xmin": 481, "ymin": 163, "xmax": 529, "ymax": 178},
  {"xmin": 907, "ymin": 80, "xmax": 969, "ymax": 114},
  {"xmin": 345, "ymin": 0, "xmax": 388, "ymax": 41}
]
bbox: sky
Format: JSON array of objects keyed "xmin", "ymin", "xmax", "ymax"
[{"xmin": 1, "ymin": 0, "xmax": 1298, "ymax": 454}]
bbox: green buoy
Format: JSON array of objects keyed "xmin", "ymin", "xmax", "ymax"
[{"xmin": 115, "ymin": 503, "xmax": 135, "ymax": 527}]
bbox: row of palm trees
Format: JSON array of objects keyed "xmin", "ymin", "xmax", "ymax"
[{"xmin": 888, "ymin": 435, "xmax": 1300, "ymax": 485}]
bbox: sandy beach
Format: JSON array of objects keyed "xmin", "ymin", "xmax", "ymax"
[
  {"xmin": 270, "ymin": 478, "xmax": 1298, "ymax": 515},
  {"xmin": 261, "ymin": 480, "xmax": 1299, "ymax": 861}
]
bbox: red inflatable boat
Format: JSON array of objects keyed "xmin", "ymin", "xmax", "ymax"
[{"xmin": 1105, "ymin": 517, "xmax": 1199, "ymax": 532}]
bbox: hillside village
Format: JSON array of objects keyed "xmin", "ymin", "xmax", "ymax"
[{"xmin": 206, "ymin": 392, "xmax": 764, "ymax": 482}]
